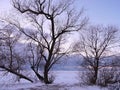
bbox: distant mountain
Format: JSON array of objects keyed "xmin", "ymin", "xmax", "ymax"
[
  {"xmin": 8, "ymin": 42, "xmax": 120, "ymax": 71},
  {"xmin": 52, "ymin": 54, "xmax": 120, "ymax": 71}
]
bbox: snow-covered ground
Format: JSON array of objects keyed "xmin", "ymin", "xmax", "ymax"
[{"xmin": 0, "ymin": 71, "xmax": 107, "ymax": 90}]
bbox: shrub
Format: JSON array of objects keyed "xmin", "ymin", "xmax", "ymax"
[
  {"xmin": 80, "ymin": 70, "xmax": 95, "ymax": 85},
  {"xmin": 97, "ymin": 67, "xmax": 116, "ymax": 86}
]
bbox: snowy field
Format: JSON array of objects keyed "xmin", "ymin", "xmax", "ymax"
[{"xmin": 0, "ymin": 71, "xmax": 107, "ymax": 90}]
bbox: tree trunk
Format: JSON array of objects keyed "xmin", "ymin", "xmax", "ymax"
[
  {"xmin": 31, "ymin": 67, "xmax": 44, "ymax": 81},
  {"xmin": 44, "ymin": 67, "xmax": 50, "ymax": 84},
  {"xmin": 93, "ymin": 59, "xmax": 99, "ymax": 84},
  {"xmin": 93, "ymin": 67, "xmax": 98, "ymax": 84},
  {"xmin": 0, "ymin": 66, "xmax": 33, "ymax": 83}
]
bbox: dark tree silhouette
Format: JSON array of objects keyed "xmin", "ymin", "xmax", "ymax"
[
  {"xmin": 73, "ymin": 25, "xmax": 117, "ymax": 84},
  {"xmin": 11, "ymin": 0, "xmax": 87, "ymax": 84},
  {"xmin": 0, "ymin": 23, "xmax": 33, "ymax": 82}
]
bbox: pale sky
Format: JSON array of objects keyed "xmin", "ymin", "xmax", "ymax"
[
  {"xmin": 0, "ymin": 0, "xmax": 120, "ymax": 27},
  {"xmin": 75, "ymin": 0, "xmax": 120, "ymax": 26},
  {"xmin": 0, "ymin": 0, "xmax": 11, "ymax": 12}
]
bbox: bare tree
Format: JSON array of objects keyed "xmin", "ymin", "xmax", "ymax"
[
  {"xmin": 73, "ymin": 25, "xmax": 118, "ymax": 84},
  {"xmin": 11, "ymin": 0, "xmax": 87, "ymax": 84},
  {"xmin": 0, "ymin": 23, "xmax": 33, "ymax": 83}
]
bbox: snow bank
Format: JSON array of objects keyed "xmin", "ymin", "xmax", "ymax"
[{"xmin": 0, "ymin": 71, "xmax": 107, "ymax": 90}]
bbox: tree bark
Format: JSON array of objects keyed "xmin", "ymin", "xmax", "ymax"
[
  {"xmin": 44, "ymin": 64, "xmax": 50, "ymax": 84},
  {"xmin": 93, "ymin": 67, "xmax": 98, "ymax": 84},
  {"xmin": 92, "ymin": 59, "xmax": 99, "ymax": 84}
]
